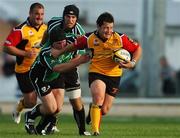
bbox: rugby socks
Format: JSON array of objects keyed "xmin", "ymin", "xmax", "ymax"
[
  {"xmin": 73, "ymin": 106, "xmax": 86, "ymax": 134},
  {"xmin": 29, "ymin": 104, "xmax": 42, "ymax": 119},
  {"xmin": 16, "ymin": 98, "xmax": 25, "ymax": 112},
  {"xmin": 46, "ymin": 115, "xmax": 57, "ymax": 134},
  {"xmin": 90, "ymin": 104, "xmax": 102, "ymax": 133},
  {"xmin": 36, "ymin": 115, "xmax": 57, "ymax": 134}
]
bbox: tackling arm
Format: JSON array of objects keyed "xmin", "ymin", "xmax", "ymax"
[
  {"xmin": 51, "ymin": 35, "xmax": 87, "ymax": 58},
  {"xmin": 52, "ymin": 54, "xmax": 90, "ymax": 72}
]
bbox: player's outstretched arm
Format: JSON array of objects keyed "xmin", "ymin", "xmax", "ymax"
[
  {"xmin": 51, "ymin": 43, "xmax": 78, "ymax": 58},
  {"xmin": 52, "ymin": 54, "xmax": 90, "ymax": 72}
]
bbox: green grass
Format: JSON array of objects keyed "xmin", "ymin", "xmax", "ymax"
[{"xmin": 0, "ymin": 114, "xmax": 180, "ymax": 138}]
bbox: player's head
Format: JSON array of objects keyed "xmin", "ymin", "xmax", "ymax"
[
  {"xmin": 29, "ymin": 2, "xmax": 44, "ymax": 27},
  {"xmin": 50, "ymin": 27, "xmax": 67, "ymax": 49},
  {"xmin": 96, "ymin": 12, "xmax": 114, "ymax": 40},
  {"xmin": 63, "ymin": 4, "xmax": 79, "ymax": 29}
]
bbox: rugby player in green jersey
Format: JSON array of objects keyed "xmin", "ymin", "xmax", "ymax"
[
  {"xmin": 38, "ymin": 5, "xmax": 91, "ymax": 136},
  {"xmin": 24, "ymin": 26, "xmax": 90, "ymax": 135}
]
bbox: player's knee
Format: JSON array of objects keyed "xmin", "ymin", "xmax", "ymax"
[
  {"xmin": 56, "ymin": 106, "xmax": 63, "ymax": 113},
  {"xmin": 24, "ymin": 100, "xmax": 36, "ymax": 108},
  {"xmin": 46, "ymin": 105, "xmax": 58, "ymax": 114},
  {"xmin": 94, "ymin": 96, "xmax": 104, "ymax": 105},
  {"xmin": 24, "ymin": 93, "xmax": 37, "ymax": 108}
]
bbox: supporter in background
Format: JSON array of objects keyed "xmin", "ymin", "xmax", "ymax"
[{"xmin": 160, "ymin": 56, "xmax": 177, "ymax": 95}]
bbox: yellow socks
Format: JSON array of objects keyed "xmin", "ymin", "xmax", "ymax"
[
  {"xmin": 16, "ymin": 98, "xmax": 25, "ymax": 112},
  {"xmin": 90, "ymin": 104, "xmax": 102, "ymax": 133}
]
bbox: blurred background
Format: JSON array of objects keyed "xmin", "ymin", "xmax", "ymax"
[{"xmin": 0, "ymin": 0, "xmax": 180, "ymax": 116}]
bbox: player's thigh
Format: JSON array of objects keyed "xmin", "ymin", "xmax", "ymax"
[
  {"xmin": 90, "ymin": 80, "xmax": 106, "ymax": 104},
  {"xmin": 16, "ymin": 71, "xmax": 34, "ymax": 93},
  {"xmin": 102, "ymin": 93, "xmax": 115, "ymax": 115}
]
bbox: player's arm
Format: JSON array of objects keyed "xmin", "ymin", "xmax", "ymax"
[
  {"xmin": 119, "ymin": 34, "xmax": 142, "ymax": 69},
  {"xmin": 3, "ymin": 29, "xmax": 35, "ymax": 58},
  {"xmin": 51, "ymin": 35, "xmax": 87, "ymax": 58},
  {"xmin": 53, "ymin": 54, "xmax": 90, "ymax": 73},
  {"xmin": 3, "ymin": 46, "xmax": 27, "ymax": 57}
]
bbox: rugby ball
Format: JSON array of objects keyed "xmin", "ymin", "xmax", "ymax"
[{"xmin": 112, "ymin": 48, "xmax": 131, "ymax": 63}]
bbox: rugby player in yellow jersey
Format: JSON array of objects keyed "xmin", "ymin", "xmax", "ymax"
[
  {"xmin": 3, "ymin": 3, "xmax": 47, "ymax": 126},
  {"xmin": 53, "ymin": 12, "xmax": 142, "ymax": 136}
]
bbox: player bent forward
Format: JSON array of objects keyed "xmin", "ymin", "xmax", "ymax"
[{"xmin": 24, "ymin": 27, "xmax": 90, "ymax": 135}]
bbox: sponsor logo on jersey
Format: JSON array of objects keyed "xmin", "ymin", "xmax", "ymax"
[
  {"xmin": 29, "ymin": 30, "xmax": 34, "ymax": 36},
  {"xmin": 41, "ymin": 85, "xmax": 50, "ymax": 93},
  {"xmin": 94, "ymin": 39, "xmax": 99, "ymax": 46}
]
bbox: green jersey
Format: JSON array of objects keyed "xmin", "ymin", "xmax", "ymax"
[
  {"xmin": 31, "ymin": 17, "xmax": 85, "ymax": 82},
  {"xmin": 32, "ymin": 41, "xmax": 73, "ymax": 82}
]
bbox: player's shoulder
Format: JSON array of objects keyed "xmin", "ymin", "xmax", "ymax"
[
  {"xmin": 48, "ymin": 17, "xmax": 63, "ymax": 26},
  {"xmin": 50, "ymin": 17, "xmax": 63, "ymax": 21},
  {"xmin": 76, "ymin": 22, "xmax": 83, "ymax": 28},
  {"xmin": 40, "ymin": 23, "xmax": 47, "ymax": 29},
  {"xmin": 113, "ymin": 31, "xmax": 123, "ymax": 37},
  {"xmin": 73, "ymin": 22, "xmax": 85, "ymax": 35},
  {"xmin": 14, "ymin": 21, "xmax": 27, "ymax": 30},
  {"xmin": 113, "ymin": 31, "xmax": 129, "ymax": 41},
  {"xmin": 48, "ymin": 17, "xmax": 63, "ymax": 32},
  {"xmin": 48, "ymin": 17, "xmax": 63, "ymax": 24}
]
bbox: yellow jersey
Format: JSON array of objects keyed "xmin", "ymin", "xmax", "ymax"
[
  {"xmin": 74, "ymin": 31, "xmax": 140, "ymax": 77},
  {"xmin": 4, "ymin": 19, "xmax": 47, "ymax": 73}
]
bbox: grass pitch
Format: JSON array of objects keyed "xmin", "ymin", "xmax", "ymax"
[{"xmin": 0, "ymin": 114, "xmax": 180, "ymax": 138}]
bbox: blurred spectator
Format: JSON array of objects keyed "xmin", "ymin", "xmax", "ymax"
[
  {"xmin": 2, "ymin": 53, "xmax": 15, "ymax": 77},
  {"xmin": 160, "ymin": 56, "xmax": 176, "ymax": 96},
  {"xmin": 176, "ymin": 70, "xmax": 180, "ymax": 93},
  {"xmin": 118, "ymin": 69, "xmax": 139, "ymax": 97}
]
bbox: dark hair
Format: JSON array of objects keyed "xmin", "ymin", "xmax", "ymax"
[
  {"xmin": 96, "ymin": 12, "xmax": 114, "ymax": 27},
  {"xmin": 29, "ymin": 2, "xmax": 44, "ymax": 13},
  {"xmin": 49, "ymin": 27, "xmax": 66, "ymax": 44},
  {"xmin": 63, "ymin": 4, "xmax": 79, "ymax": 19}
]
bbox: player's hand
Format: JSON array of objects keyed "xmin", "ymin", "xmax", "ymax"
[
  {"xmin": 70, "ymin": 55, "xmax": 81, "ymax": 62},
  {"xmin": 119, "ymin": 60, "xmax": 136, "ymax": 69},
  {"xmin": 25, "ymin": 49, "xmax": 38, "ymax": 58},
  {"xmin": 77, "ymin": 54, "xmax": 91, "ymax": 64}
]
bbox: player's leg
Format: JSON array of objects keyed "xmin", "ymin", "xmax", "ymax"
[
  {"xmin": 65, "ymin": 69, "xmax": 90, "ymax": 136},
  {"xmin": 43, "ymin": 76, "xmax": 65, "ymax": 134},
  {"xmin": 25, "ymin": 91, "xmax": 57, "ymax": 135},
  {"xmin": 13, "ymin": 72, "xmax": 37, "ymax": 124},
  {"xmin": 36, "ymin": 89, "xmax": 64, "ymax": 135},
  {"xmin": 89, "ymin": 73, "xmax": 120, "ymax": 136},
  {"xmin": 67, "ymin": 89, "xmax": 90, "ymax": 136},
  {"xmin": 45, "ymin": 88, "xmax": 64, "ymax": 134},
  {"xmin": 90, "ymin": 94, "xmax": 114, "ymax": 136},
  {"xmin": 26, "ymin": 70, "xmax": 58, "ymax": 135},
  {"xmin": 12, "ymin": 98, "xmax": 24, "ymax": 124},
  {"xmin": 25, "ymin": 104, "xmax": 42, "ymax": 134},
  {"xmin": 100, "ymin": 75, "xmax": 120, "ymax": 115},
  {"xmin": 101, "ymin": 94, "xmax": 114, "ymax": 115},
  {"xmin": 89, "ymin": 79, "xmax": 106, "ymax": 136}
]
